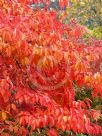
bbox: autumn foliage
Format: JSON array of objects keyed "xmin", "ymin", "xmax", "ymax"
[{"xmin": 0, "ymin": 0, "xmax": 102, "ymax": 135}]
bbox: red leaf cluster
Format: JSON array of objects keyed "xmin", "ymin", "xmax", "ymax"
[{"xmin": 0, "ymin": 0, "xmax": 102, "ymax": 135}]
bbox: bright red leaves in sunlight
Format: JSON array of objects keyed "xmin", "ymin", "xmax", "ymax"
[{"xmin": 0, "ymin": 0, "xmax": 102, "ymax": 135}]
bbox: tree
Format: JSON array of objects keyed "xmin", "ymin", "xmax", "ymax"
[{"xmin": 0, "ymin": 0, "xmax": 102, "ymax": 135}]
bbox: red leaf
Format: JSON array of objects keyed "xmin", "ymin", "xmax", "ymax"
[
  {"xmin": 47, "ymin": 128, "xmax": 58, "ymax": 136},
  {"xmin": 59, "ymin": 0, "xmax": 68, "ymax": 9}
]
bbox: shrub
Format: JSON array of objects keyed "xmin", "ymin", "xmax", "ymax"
[{"xmin": 0, "ymin": 0, "xmax": 102, "ymax": 135}]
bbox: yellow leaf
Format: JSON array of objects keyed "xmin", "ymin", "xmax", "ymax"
[
  {"xmin": 63, "ymin": 116, "xmax": 68, "ymax": 123},
  {"xmin": 0, "ymin": 110, "xmax": 10, "ymax": 121},
  {"xmin": 0, "ymin": 111, "xmax": 7, "ymax": 121},
  {"xmin": 22, "ymin": 57, "xmax": 29, "ymax": 66}
]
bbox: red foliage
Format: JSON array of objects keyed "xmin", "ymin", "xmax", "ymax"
[
  {"xmin": 0, "ymin": 0, "xmax": 102, "ymax": 135},
  {"xmin": 47, "ymin": 128, "xmax": 58, "ymax": 136}
]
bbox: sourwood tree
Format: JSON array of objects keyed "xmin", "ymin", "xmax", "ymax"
[{"xmin": 0, "ymin": 0, "xmax": 102, "ymax": 135}]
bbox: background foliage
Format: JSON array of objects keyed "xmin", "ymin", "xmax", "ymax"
[{"xmin": 65, "ymin": 0, "xmax": 102, "ymax": 39}]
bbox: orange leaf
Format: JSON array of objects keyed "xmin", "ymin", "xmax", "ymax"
[{"xmin": 0, "ymin": 110, "xmax": 9, "ymax": 121}]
